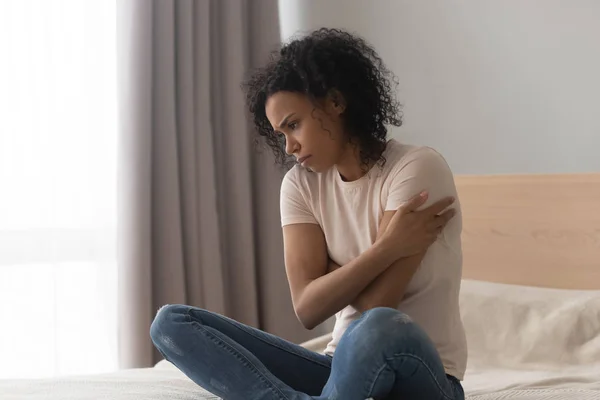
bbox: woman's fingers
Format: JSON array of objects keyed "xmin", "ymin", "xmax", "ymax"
[
  {"xmin": 426, "ymin": 208, "xmax": 456, "ymax": 231},
  {"xmin": 421, "ymin": 196, "xmax": 455, "ymax": 217},
  {"xmin": 439, "ymin": 208, "xmax": 456, "ymax": 226},
  {"xmin": 398, "ymin": 191, "xmax": 429, "ymax": 215}
]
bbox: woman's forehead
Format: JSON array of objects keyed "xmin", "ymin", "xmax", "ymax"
[
  {"xmin": 265, "ymin": 92, "xmax": 310, "ymax": 123},
  {"xmin": 266, "ymin": 91, "xmax": 309, "ymax": 111}
]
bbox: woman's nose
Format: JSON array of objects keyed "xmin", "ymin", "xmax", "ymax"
[{"xmin": 285, "ymin": 136, "xmax": 298, "ymax": 155}]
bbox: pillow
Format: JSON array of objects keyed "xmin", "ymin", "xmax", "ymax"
[{"xmin": 459, "ymin": 279, "xmax": 600, "ymax": 369}]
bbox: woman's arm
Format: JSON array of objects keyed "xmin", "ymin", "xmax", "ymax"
[
  {"xmin": 333, "ymin": 149, "xmax": 459, "ymax": 312},
  {"xmin": 283, "ymin": 223, "xmax": 397, "ymax": 330},
  {"xmin": 329, "ymin": 210, "xmax": 429, "ymax": 313},
  {"xmin": 284, "ymin": 192, "xmax": 454, "ymax": 330}
]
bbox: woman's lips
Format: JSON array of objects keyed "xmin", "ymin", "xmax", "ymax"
[{"xmin": 297, "ymin": 155, "xmax": 312, "ymax": 165}]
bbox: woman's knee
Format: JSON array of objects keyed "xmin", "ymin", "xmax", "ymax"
[
  {"xmin": 149, "ymin": 304, "xmax": 191, "ymax": 353},
  {"xmin": 361, "ymin": 307, "xmax": 414, "ymax": 330},
  {"xmin": 351, "ymin": 307, "xmax": 426, "ymax": 349},
  {"xmin": 363, "ymin": 307, "xmax": 412, "ymax": 323}
]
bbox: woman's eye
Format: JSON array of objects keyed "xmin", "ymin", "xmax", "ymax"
[{"xmin": 288, "ymin": 121, "xmax": 298, "ymax": 130}]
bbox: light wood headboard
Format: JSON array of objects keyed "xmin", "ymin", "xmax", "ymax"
[{"xmin": 455, "ymin": 173, "xmax": 600, "ymax": 290}]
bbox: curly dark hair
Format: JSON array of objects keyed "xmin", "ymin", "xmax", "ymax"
[{"xmin": 242, "ymin": 28, "xmax": 402, "ymax": 171}]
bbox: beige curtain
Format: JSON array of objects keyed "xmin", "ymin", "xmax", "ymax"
[{"xmin": 116, "ymin": 0, "xmax": 324, "ymax": 369}]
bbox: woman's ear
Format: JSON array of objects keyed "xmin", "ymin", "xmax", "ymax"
[{"xmin": 327, "ymin": 89, "xmax": 346, "ymax": 115}]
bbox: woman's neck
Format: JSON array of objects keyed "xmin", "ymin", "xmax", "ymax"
[{"xmin": 335, "ymin": 145, "xmax": 376, "ymax": 182}]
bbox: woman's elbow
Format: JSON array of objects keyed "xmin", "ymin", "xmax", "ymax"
[{"xmin": 294, "ymin": 302, "xmax": 319, "ymax": 330}]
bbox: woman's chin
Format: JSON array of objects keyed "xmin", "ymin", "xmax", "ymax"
[
  {"xmin": 298, "ymin": 157, "xmax": 333, "ymax": 173},
  {"xmin": 301, "ymin": 163, "xmax": 319, "ymax": 173},
  {"xmin": 303, "ymin": 161, "xmax": 334, "ymax": 173}
]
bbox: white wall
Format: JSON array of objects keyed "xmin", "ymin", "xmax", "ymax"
[{"xmin": 279, "ymin": 0, "xmax": 600, "ymax": 174}]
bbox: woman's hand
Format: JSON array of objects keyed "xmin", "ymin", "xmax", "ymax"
[{"xmin": 378, "ymin": 191, "xmax": 456, "ymax": 259}]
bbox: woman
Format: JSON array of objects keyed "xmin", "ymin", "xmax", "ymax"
[{"xmin": 150, "ymin": 28, "xmax": 467, "ymax": 400}]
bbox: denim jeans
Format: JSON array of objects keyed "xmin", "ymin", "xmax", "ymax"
[{"xmin": 150, "ymin": 305, "xmax": 464, "ymax": 400}]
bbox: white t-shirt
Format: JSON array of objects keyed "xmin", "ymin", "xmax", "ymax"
[{"xmin": 279, "ymin": 139, "xmax": 468, "ymax": 380}]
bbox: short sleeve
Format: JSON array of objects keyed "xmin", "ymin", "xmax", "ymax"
[
  {"xmin": 385, "ymin": 147, "xmax": 457, "ymax": 212},
  {"xmin": 280, "ymin": 167, "xmax": 319, "ymax": 226}
]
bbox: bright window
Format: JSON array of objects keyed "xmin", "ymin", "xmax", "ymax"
[{"xmin": 0, "ymin": 0, "xmax": 118, "ymax": 378}]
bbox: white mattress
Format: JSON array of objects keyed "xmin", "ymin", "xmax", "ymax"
[
  {"xmin": 1, "ymin": 279, "xmax": 599, "ymax": 399},
  {"xmin": 0, "ymin": 362, "xmax": 218, "ymax": 400},
  {"xmin": 1, "ymin": 360, "xmax": 599, "ymax": 400},
  {"xmin": 463, "ymin": 365, "xmax": 600, "ymax": 399}
]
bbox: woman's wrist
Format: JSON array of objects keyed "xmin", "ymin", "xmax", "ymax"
[
  {"xmin": 371, "ymin": 237, "xmax": 401, "ymax": 265},
  {"xmin": 327, "ymin": 238, "xmax": 402, "ymax": 275}
]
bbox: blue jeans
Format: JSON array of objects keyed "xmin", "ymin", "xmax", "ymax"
[{"xmin": 150, "ymin": 305, "xmax": 464, "ymax": 400}]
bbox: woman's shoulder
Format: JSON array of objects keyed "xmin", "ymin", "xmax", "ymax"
[
  {"xmin": 384, "ymin": 140, "xmax": 452, "ymax": 175},
  {"xmin": 281, "ymin": 165, "xmax": 301, "ymax": 193},
  {"xmin": 281, "ymin": 164, "xmax": 324, "ymax": 196},
  {"xmin": 284, "ymin": 161, "xmax": 335, "ymax": 182},
  {"xmin": 283, "ymin": 164, "xmax": 313, "ymax": 184}
]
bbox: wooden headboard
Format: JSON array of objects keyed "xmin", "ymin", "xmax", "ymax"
[{"xmin": 455, "ymin": 173, "xmax": 600, "ymax": 290}]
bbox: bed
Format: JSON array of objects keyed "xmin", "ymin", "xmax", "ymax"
[{"xmin": 2, "ymin": 173, "xmax": 599, "ymax": 400}]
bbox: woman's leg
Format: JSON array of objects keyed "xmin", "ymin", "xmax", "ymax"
[
  {"xmin": 317, "ymin": 307, "xmax": 464, "ymax": 400},
  {"xmin": 150, "ymin": 304, "xmax": 332, "ymax": 400}
]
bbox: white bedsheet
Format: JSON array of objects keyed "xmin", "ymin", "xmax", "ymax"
[
  {"xmin": 0, "ymin": 362, "xmax": 218, "ymax": 400},
  {"xmin": 463, "ymin": 364, "xmax": 600, "ymax": 399},
  {"xmin": 2, "ymin": 360, "xmax": 598, "ymax": 400}
]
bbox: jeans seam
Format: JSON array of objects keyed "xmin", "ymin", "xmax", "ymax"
[
  {"xmin": 366, "ymin": 362, "xmax": 391, "ymax": 397},
  {"xmin": 185, "ymin": 312, "xmax": 291, "ymax": 400},
  {"xmin": 192, "ymin": 307, "xmax": 332, "ymax": 370},
  {"xmin": 384, "ymin": 353, "xmax": 456, "ymax": 400}
]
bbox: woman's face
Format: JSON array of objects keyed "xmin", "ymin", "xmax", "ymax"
[{"xmin": 265, "ymin": 91, "xmax": 348, "ymax": 173}]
